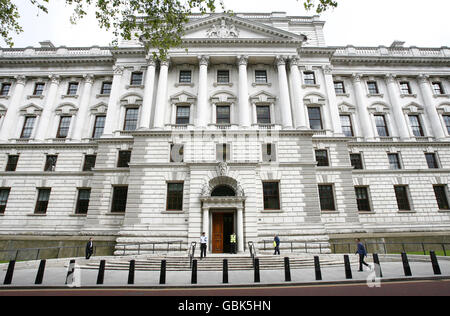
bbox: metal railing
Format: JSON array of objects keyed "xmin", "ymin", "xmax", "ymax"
[
  {"xmin": 248, "ymin": 241, "xmax": 257, "ymax": 267},
  {"xmin": 261, "ymin": 240, "xmax": 329, "ymax": 254},
  {"xmin": 116, "ymin": 241, "xmax": 185, "ymax": 256},
  {"xmin": 0, "ymin": 244, "xmax": 115, "ymax": 262}
]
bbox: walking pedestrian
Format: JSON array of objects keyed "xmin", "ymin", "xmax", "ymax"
[
  {"xmin": 200, "ymin": 232, "xmax": 208, "ymax": 259},
  {"xmin": 85, "ymin": 237, "xmax": 94, "ymax": 259},
  {"xmin": 274, "ymin": 234, "xmax": 280, "ymax": 255},
  {"xmin": 230, "ymin": 233, "xmax": 237, "ymax": 254},
  {"xmin": 355, "ymin": 238, "xmax": 370, "ymax": 271}
]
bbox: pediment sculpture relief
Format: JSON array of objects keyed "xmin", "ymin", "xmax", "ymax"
[{"xmin": 206, "ymin": 20, "xmax": 239, "ymax": 38}]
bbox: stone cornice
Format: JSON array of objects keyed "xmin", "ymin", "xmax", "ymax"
[{"xmin": 0, "ymin": 142, "xmax": 98, "ymax": 150}]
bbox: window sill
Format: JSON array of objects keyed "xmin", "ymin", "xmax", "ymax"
[
  {"xmin": 433, "ymin": 94, "xmax": 450, "ymax": 98},
  {"xmin": 358, "ymin": 211, "xmax": 375, "ymax": 214},
  {"xmin": 366, "ymin": 93, "xmax": 384, "ymax": 98},
  {"xmin": 438, "ymin": 209, "xmax": 450, "ymax": 213},
  {"xmin": 400, "ymin": 94, "xmax": 417, "ymax": 98},
  {"xmin": 162, "ymin": 210, "xmax": 184, "ymax": 214},
  {"xmin": 69, "ymin": 214, "xmax": 87, "ymax": 217},
  {"xmin": 261, "ymin": 209, "xmax": 283, "ymax": 213},
  {"xmin": 96, "ymin": 94, "xmax": 111, "ymax": 98},
  {"xmin": 27, "ymin": 214, "xmax": 47, "ymax": 217},
  {"xmin": 62, "ymin": 95, "xmax": 79, "ymax": 99},
  {"xmin": 0, "ymin": 95, "xmax": 10, "ymax": 100},
  {"xmin": 252, "ymin": 82, "xmax": 272, "ymax": 87},
  {"xmin": 106, "ymin": 212, "xmax": 126, "ymax": 216},
  {"xmin": 175, "ymin": 83, "xmax": 194, "ymax": 88},
  {"xmin": 302, "ymin": 84, "xmax": 320, "ymax": 89},
  {"xmin": 321, "ymin": 210, "xmax": 338, "ymax": 214},
  {"xmin": 126, "ymin": 85, "xmax": 144, "ymax": 89},
  {"xmin": 336, "ymin": 93, "xmax": 350, "ymax": 97},
  {"xmin": 27, "ymin": 95, "xmax": 44, "ymax": 99},
  {"xmin": 398, "ymin": 210, "xmax": 416, "ymax": 214},
  {"xmin": 214, "ymin": 82, "xmax": 233, "ymax": 87}
]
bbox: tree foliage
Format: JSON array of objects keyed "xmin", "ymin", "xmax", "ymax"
[{"xmin": 1, "ymin": 0, "xmax": 338, "ymax": 57}]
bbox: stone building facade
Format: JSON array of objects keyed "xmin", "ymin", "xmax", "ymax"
[{"xmin": 0, "ymin": 12, "xmax": 449, "ymax": 254}]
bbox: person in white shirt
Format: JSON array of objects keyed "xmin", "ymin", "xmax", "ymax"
[{"xmin": 200, "ymin": 232, "xmax": 208, "ymax": 259}]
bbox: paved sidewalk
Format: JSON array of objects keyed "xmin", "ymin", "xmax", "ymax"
[{"xmin": 0, "ymin": 254, "xmax": 449, "ymax": 288}]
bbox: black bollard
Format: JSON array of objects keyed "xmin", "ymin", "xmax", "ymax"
[
  {"xmin": 254, "ymin": 258, "xmax": 260, "ymax": 283},
  {"xmin": 372, "ymin": 253, "xmax": 383, "ymax": 278},
  {"xmin": 223, "ymin": 259, "xmax": 228, "ymax": 284},
  {"xmin": 284, "ymin": 257, "xmax": 291, "ymax": 282},
  {"xmin": 3, "ymin": 260, "xmax": 16, "ymax": 285},
  {"xmin": 344, "ymin": 255, "xmax": 352, "ymax": 279},
  {"xmin": 35, "ymin": 260, "xmax": 46, "ymax": 285},
  {"xmin": 314, "ymin": 256, "xmax": 322, "ymax": 281},
  {"xmin": 430, "ymin": 251, "xmax": 441, "ymax": 275},
  {"xmin": 191, "ymin": 259, "xmax": 197, "ymax": 284},
  {"xmin": 65, "ymin": 259, "xmax": 76, "ymax": 285},
  {"xmin": 97, "ymin": 260, "xmax": 106, "ymax": 285},
  {"xmin": 159, "ymin": 260, "xmax": 166, "ymax": 285},
  {"xmin": 401, "ymin": 253, "xmax": 412, "ymax": 277},
  {"xmin": 128, "ymin": 260, "xmax": 135, "ymax": 285}
]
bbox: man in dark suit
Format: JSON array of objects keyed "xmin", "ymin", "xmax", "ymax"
[{"xmin": 85, "ymin": 238, "xmax": 94, "ymax": 259}]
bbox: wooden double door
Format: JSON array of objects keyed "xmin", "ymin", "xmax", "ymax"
[{"xmin": 211, "ymin": 211, "xmax": 235, "ymax": 254}]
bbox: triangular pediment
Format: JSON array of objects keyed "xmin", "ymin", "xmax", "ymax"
[{"xmin": 183, "ymin": 14, "xmax": 306, "ymax": 43}]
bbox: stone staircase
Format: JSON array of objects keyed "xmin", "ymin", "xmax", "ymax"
[{"xmin": 78, "ymin": 254, "xmax": 359, "ymax": 271}]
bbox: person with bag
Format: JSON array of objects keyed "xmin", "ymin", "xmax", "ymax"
[
  {"xmin": 273, "ymin": 234, "xmax": 280, "ymax": 255},
  {"xmin": 355, "ymin": 238, "xmax": 371, "ymax": 271},
  {"xmin": 85, "ymin": 237, "xmax": 94, "ymax": 260}
]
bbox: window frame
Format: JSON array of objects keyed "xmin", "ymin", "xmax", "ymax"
[
  {"xmin": 432, "ymin": 82, "xmax": 444, "ymax": 95},
  {"xmin": 111, "ymin": 186, "xmax": 128, "ymax": 213},
  {"xmin": 117, "ymin": 150, "xmax": 132, "ymax": 168},
  {"xmin": 340, "ymin": 114, "xmax": 354, "ymax": 137},
  {"xmin": 82, "ymin": 154, "xmax": 97, "ymax": 172},
  {"xmin": 434, "ymin": 185, "xmax": 450, "ymax": 210},
  {"xmin": 0, "ymin": 83, "xmax": 11, "ymax": 96},
  {"xmin": 34, "ymin": 188, "xmax": 51, "ymax": 214},
  {"xmin": 399, "ymin": 81, "xmax": 412, "ymax": 95},
  {"xmin": 217, "ymin": 70, "xmax": 230, "ymax": 84},
  {"xmin": 179, "ymin": 70, "xmax": 192, "ymax": 84},
  {"xmin": 66, "ymin": 82, "xmax": 79, "ymax": 95},
  {"xmin": 130, "ymin": 72, "xmax": 143, "ymax": 86},
  {"xmin": 33, "ymin": 82, "xmax": 45, "ymax": 96},
  {"xmin": 92, "ymin": 115, "xmax": 106, "ymax": 139},
  {"xmin": 175, "ymin": 106, "xmax": 191, "ymax": 125},
  {"xmin": 5, "ymin": 155, "xmax": 19, "ymax": 172},
  {"xmin": 318, "ymin": 184, "xmax": 336, "ymax": 211},
  {"xmin": 75, "ymin": 188, "xmax": 91, "ymax": 215},
  {"xmin": 21, "ymin": 116, "xmax": 36, "ymax": 139},
  {"xmin": 0, "ymin": 188, "xmax": 10, "ymax": 214},
  {"xmin": 303, "ymin": 71, "xmax": 316, "ymax": 85},
  {"xmin": 44, "ymin": 155, "xmax": 58, "ymax": 172},
  {"xmin": 334, "ymin": 81, "xmax": 346, "ymax": 94},
  {"xmin": 101, "ymin": 81, "xmax": 112, "ymax": 95},
  {"xmin": 374, "ymin": 114, "xmax": 390, "ymax": 137},
  {"xmin": 408, "ymin": 115, "xmax": 424, "ymax": 137},
  {"xmin": 166, "ymin": 182, "xmax": 184, "ymax": 211},
  {"xmin": 394, "ymin": 185, "xmax": 412, "ymax": 211},
  {"xmin": 425, "ymin": 153, "xmax": 440, "ymax": 169},
  {"xmin": 355, "ymin": 186, "xmax": 372, "ymax": 212},
  {"xmin": 315, "ymin": 149, "xmax": 329, "ymax": 167},
  {"xmin": 255, "ymin": 70, "xmax": 268, "ymax": 84},
  {"xmin": 56, "ymin": 115, "xmax": 72, "ymax": 139},
  {"xmin": 123, "ymin": 107, "xmax": 139, "ymax": 131},
  {"xmin": 308, "ymin": 107, "xmax": 323, "ymax": 130},
  {"xmin": 367, "ymin": 81, "xmax": 379, "ymax": 95},
  {"xmin": 262, "ymin": 181, "xmax": 281, "ymax": 211},
  {"xmin": 388, "ymin": 153, "xmax": 402, "ymax": 170},
  {"xmin": 350, "ymin": 153, "xmax": 364, "ymax": 170}
]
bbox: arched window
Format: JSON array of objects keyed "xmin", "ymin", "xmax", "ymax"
[{"xmin": 211, "ymin": 185, "xmax": 236, "ymax": 197}]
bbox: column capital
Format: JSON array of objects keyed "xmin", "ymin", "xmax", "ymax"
[
  {"xmin": 198, "ymin": 55, "xmax": 210, "ymax": 66},
  {"xmin": 113, "ymin": 65, "xmax": 124, "ymax": 76},
  {"xmin": 351, "ymin": 73, "xmax": 363, "ymax": 83},
  {"xmin": 48, "ymin": 74, "xmax": 61, "ymax": 85},
  {"xmin": 322, "ymin": 64, "xmax": 334, "ymax": 75},
  {"xmin": 146, "ymin": 57, "xmax": 157, "ymax": 67},
  {"xmin": 275, "ymin": 56, "xmax": 287, "ymax": 66},
  {"xmin": 83, "ymin": 74, "xmax": 95, "ymax": 84},
  {"xmin": 385, "ymin": 73, "xmax": 397, "ymax": 83},
  {"xmin": 237, "ymin": 55, "xmax": 249, "ymax": 66},
  {"xmin": 14, "ymin": 75, "xmax": 27, "ymax": 85},
  {"xmin": 159, "ymin": 59, "xmax": 170, "ymax": 68},
  {"xmin": 288, "ymin": 56, "xmax": 301, "ymax": 67},
  {"xmin": 417, "ymin": 74, "xmax": 430, "ymax": 84}
]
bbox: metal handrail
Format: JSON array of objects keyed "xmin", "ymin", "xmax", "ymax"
[
  {"xmin": 118, "ymin": 240, "xmax": 184, "ymax": 255},
  {"xmin": 189, "ymin": 242, "xmax": 196, "ymax": 268},
  {"xmin": 248, "ymin": 241, "xmax": 257, "ymax": 267}
]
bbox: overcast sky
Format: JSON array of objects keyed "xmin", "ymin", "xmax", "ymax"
[{"xmin": 8, "ymin": 0, "xmax": 450, "ymax": 48}]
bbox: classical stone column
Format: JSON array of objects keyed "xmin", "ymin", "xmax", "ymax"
[
  {"xmin": 237, "ymin": 56, "xmax": 251, "ymax": 128},
  {"xmin": 237, "ymin": 207, "xmax": 244, "ymax": 253},
  {"xmin": 276, "ymin": 56, "xmax": 293, "ymax": 129},
  {"xmin": 418, "ymin": 74, "xmax": 446, "ymax": 139},
  {"xmin": 197, "ymin": 56, "xmax": 209, "ymax": 128},
  {"xmin": 351, "ymin": 73, "xmax": 375, "ymax": 140},
  {"xmin": 72, "ymin": 74, "xmax": 94, "ymax": 140},
  {"xmin": 289, "ymin": 57, "xmax": 308, "ymax": 129},
  {"xmin": 385, "ymin": 74, "xmax": 410, "ymax": 140},
  {"xmin": 102, "ymin": 65, "xmax": 124, "ymax": 137},
  {"xmin": 0, "ymin": 75, "xmax": 26, "ymax": 141},
  {"xmin": 35, "ymin": 74, "xmax": 61, "ymax": 140},
  {"xmin": 322, "ymin": 65, "xmax": 344, "ymax": 136},
  {"xmin": 153, "ymin": 59, "xmax": 170, "ymax": 129},
  {"xmin": 139, "ymin": 57, "xmax": 157, "ymax": 130},
  {"xmin": 202, "ymin": 207, "xmax": 209, "ymax": 249}
]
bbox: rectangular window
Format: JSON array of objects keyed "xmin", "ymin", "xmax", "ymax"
[
  {"xmin": 0, "ymin": 188, "xmax": 10, "ymax": 214},
  {"xmin": 117, "ymin": 150, "xmax": 131, "ymax": 168},
  {"xmin": 256, "ymin": 105, "xmax": 271, "ymax": 124},
  {"xmin": 388, "ymin": 153, "xmax": 401, "ymax": 170},
  {"xmin": 0, "ymin": 83, "xmax": 11, "ymax": 96},
  {"xmin": 5, "ymin": 155, "xmax": 19, "ymax": 172},
  {"xmin": 67, "ymin": 82, "xmax": 79, "ymax": 95},
  {"xmin": 303, "ymin": 72, "xmax": 316, "ymax": 85},
  {"xmin": 255, "ymin": 70, "xmax": 268, "ymax": 84},
  {"xmin": 21, "ymin": 116, "xmax": 36, "ymax": 139},
  {"xmin": 111, "ymin": 186, "xmax": 128, "ymax": 213},
  {"xmin": 176, "ymin": 106, "xmax": 190, "ymax": 125},
  {"xmin": 44, "ymin": 155, "xmax": 58, "ymax": 172},
  {"xmin": 444, "ymin": 115, "xmax": 450, "ymax": 135},
  {"xmin": 308, "ymin": 107, "xmax": 323, "ymax": 130},
  {"xmin": 355, "ymin": 187, "xmax": 371, "ymax": 212},
  {"xmin": 179, "ymin": 70, "xmax": 192, "ymax": 84},
  {"xmin": 35, "ymin": 188, "xmax": 51, "ymax": 214},
  {"xmin": 216, "ymin": 105, "xmax": 230, "ymax": 124},
  {"xmin": 216, "ymin": 143, "xmax": 230, "ymax": 162},
  {"xmin": 92, "ymin": 115, "xmax": 106, "ymax": 139},
  {"xmin": 166, "ymin": 183, "xmax": 184, "ymax": 211},
  {"xmin": 101, "ymin": 82, "xmax": 112, "ymax": 95},
  {"xmin": 75, "ymin": 189, "xmax": 91, "ymax": 214},
  {"xmin": 400, "ymin": 82, "xmax": 412, "ymax": 95},
  {"xmin": 83, "ymin": 154, "xmax": 97, "ymax": 171},
  {"xmin": 334, "ymin": 81, "xmax": 345, "ymax": 94},
  {"xmin": 56, "ymin": 116, "xmax": 72, "ymax": 138},
  {"xmin": 425, "ymin": 153, "xmax": 439, "ymax": 169},
  {"xmin": 434, "ymin": 185, "xmax": 450, "ymax": 210},
  {"xmin": 315, "ymin": 150, "xmax": 329, "ymax": 167},
  {"xmin": 170, "ymin": 144, "xmax": 184, "ymax": 163},
  {"xmin": 340, "ymin": 115, "xmax": 354, "ymax": 137},
  {"xmin": 367, "ymin": 81, "xmax": 379, "ymax": 94},
  {"xmin": 432, "ymin": 82, "xmax": 444, "ymax": 95},
  {"xmin": 123, "ymin": 108, "xmax": 139, "ymax": 131},
  {"xmin": 394, "ymin": 186, "xmax": 411, "ymax": 211},
  {"xmin": 350, "ymin": 153, "xmax": 364, "ymax": 170},
  {"xmin": 374, "ymin": 115, "xmax": 389, "ymax": 137},
  {"xmin": 318, "ymin": 185, "xmax": 335, "ymax": 211},
  {"xmin": 33, "ymin": 83, "xmax": 45, "ymax": 96},
  {"xmin": 262, "ymin": 143, "xmax": 276, "ymax": 162},
  {"xmin": 262, "ymin": 182, "xmax": 280, "ymax": 210},
  {"xmin": 130, "ymin": 72, "xmax": 143, "ymax": 85},
  {"xmin": 217, "ymin": 70, "xmax": 230, "ymax": 84},
  {"xmin": 409, "ymin": 115, "xmax": 424, "ymax": 137}
]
